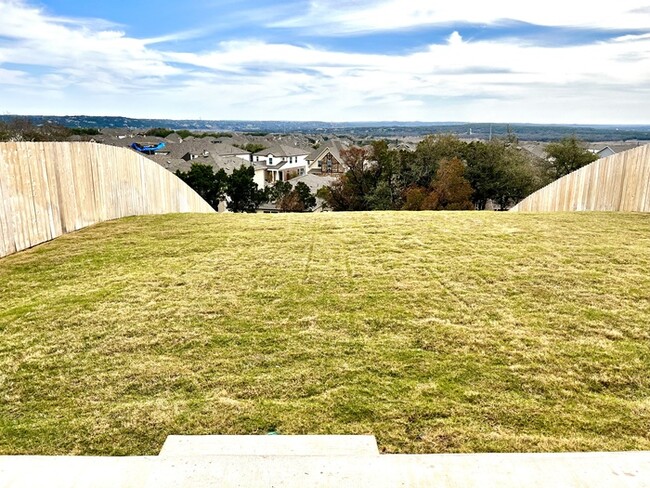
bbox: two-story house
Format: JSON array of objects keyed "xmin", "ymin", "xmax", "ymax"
[{"xmin": 251, "ymin": 144, "xmax": 310, "ymax": 182}]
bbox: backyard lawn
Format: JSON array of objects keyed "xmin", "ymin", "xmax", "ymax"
[{"xmin": 1, "ymin": 211, "xmax": 649, "ymax": 455}]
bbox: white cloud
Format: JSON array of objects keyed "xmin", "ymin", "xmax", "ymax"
[
  {"xmin": 273, "ymin": 0, "xmax": 650, "ymax": 33},
  {"xmin": 0, "ymin": 0, "xmax": 181, "ymax": 88},
  {"xmin": 0, "ymin": 0, "xmax": 649, "ymax": 123},
  {"xmin": 155, "ymin": 32, "xmax": 650, "ymax": 123}
]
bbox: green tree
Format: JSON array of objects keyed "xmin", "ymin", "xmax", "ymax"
[
  {"xmin": 366, "ymin": 180, "xmax": 395, "ymax": 210},
  {"xmin": 492, "ymin": 147, "xmax": 538, "ymax": 210},
  {"xmin": 243, "ymin": 143, "xmax": 267, "ymax": 154},
  {"xmin": 268, "ymin": 180, "xmax": 292, "ymax": 201},
  {"xmin": 463, "ymin": 140, "xmax": 505, "ymax": 210},
  {"xmin": 175, "ymin": 163, "xmax": 227, "ymax": 211},
  {"xmin": 226, "ymin": 165, "xmax": 267, "ymax": 213},
  {"xmin": 367, "ymin": 141, "xmax": 401, "ymax": 210},
  {"xmin": 545, "ymin": 136, "xmax": 598, "ymax": 179},
  {"xmin": 464, "ymin": 140, "xmax": 539, "ymax": 210},
  {"xmin": 293, "ymin": 182, "xmax": 316, "ymax": 211},
  {"xmin": 145, "ymin": 128, "xmax": 174, "ymax": 138},
  {"xmin": 408, "ymin": 134, "xmax": 466, "ymax": 188}
]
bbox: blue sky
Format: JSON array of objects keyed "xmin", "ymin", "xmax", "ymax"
[{"xmin": 1, "ymin": 0, "xmax": 649, "ymax": 123}]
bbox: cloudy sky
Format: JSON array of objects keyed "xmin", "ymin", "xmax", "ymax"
[{"xmin": 1, "ymin": 0, "xmax": 649, "ymax": 123}]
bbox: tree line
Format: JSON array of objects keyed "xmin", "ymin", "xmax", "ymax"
[
  {"xmin": 144, "ymin": 128, "xmax": 233, "ymax": 139},
  {"xmin": 318, "ymin": 135, "xmax": 597, "ymax": 211},
  {"xmin": 0, "ymin": 117, "xmax": 99, "ymax": 141}
]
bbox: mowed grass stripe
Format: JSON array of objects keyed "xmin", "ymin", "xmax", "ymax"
[{"xmin": 0, "ymin": 212, "xmax": 649, "ymax": 455}]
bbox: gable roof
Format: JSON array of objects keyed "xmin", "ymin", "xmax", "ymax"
[
  {"xmin": 210, "ymin": 143, "xmax": 250, "ymax": 157},
  {"xmin": 595, "ymin": 146, "xmax": 616, "ymax": 157},
  {"xmin": 165, "ymin": 133, "xmax": 183, "ymax": 143},
  {"xmin": 256, "ymin": 144, "xmax": 309, "ymax": 157},
  {"xmin": 307, "ymin": 140, "xmax": 345, "ymax": 163}
]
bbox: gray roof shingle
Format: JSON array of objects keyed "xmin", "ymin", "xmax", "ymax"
[{"xmin": 256, "ymin": 144, "xmax": 310, "ymax": 157}]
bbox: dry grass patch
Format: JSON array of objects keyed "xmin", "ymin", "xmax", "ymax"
[{"xmin": 1, "ymin": 211, "xmax": 649, "ymax": 455}]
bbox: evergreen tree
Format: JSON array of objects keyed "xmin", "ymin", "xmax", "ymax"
[
  {"xmin": 226, "ymin": 165, "xmax": 267, "ymax": 213},
  {"xmin": 545, "ymin": 136, "xmax": 598, "ymax": 178},
  {"xmin": 175, "ymin": 164, "xmax": 227, "ymax": 211}
]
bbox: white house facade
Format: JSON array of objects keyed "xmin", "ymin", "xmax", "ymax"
[{"xmin": 252, "ymin": 144, "xmax": 310, "ymax": 183}]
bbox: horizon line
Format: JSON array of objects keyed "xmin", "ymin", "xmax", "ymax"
[{"xmin": 2, "ymin": 114, "xmax": 650, "ymax": 128}]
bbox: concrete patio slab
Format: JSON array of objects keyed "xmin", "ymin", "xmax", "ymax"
[
  {"xmin": 0, "ymin": 456, "xmax": 155, "ymax": 488},
  {"xmin": 2, "ymin": 437, "xmax": 650, "ymax": 487},
  {"xmin": 159, "ymin": 434, "xmax": 380, "ymax": 457},
  {"xmin": 144, "ymin": 451, "xmax": 650, "ymax": 488}
]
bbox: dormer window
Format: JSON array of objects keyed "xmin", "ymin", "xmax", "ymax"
[{"xmin": 269, "ymin": 157, "xmax": 273, "ymax": 165}]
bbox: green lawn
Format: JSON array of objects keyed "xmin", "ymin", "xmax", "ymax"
[{"xmin": 1, "ymin": 212, "xmax": 649, "ymax": 455}]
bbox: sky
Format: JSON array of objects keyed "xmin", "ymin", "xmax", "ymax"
[{"xmin": 0, "ymin": 0, "xmax": 649, "ymax": 123}]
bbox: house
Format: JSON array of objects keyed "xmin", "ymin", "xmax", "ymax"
[
  {"xmin": 593, "ymin": 146, "xmax": 617, "ymax": 159},
  {"xmin": 588, "ymin": 142, "xmax": 644, "ymax": 159},
  {"xmin": 251, "ymin": 144, "xmax": 310, "ymax": 182},
  {"xmin": 306, "ymin": 140, "xmax": 347, "ymax": 175}
]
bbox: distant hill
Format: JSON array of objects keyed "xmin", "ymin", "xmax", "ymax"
[{"xmin": 1, "ymin": 115, "xmax": 649, "ymax": 141}]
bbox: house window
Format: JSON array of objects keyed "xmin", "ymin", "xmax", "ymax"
[{"xmin": 269, "ymin": 157, "xmax": 273, "ymax": 165}]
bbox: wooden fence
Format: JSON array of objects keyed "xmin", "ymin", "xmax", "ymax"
[
  {"xmin": 511, "ymin": 144, "xmax": 650, "ymax": 213},
  {"xmin": 0, "ymin": 142, "xmax": 215, "ymax": 258}
]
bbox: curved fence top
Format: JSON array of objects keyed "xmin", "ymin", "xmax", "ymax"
[
  {"xmin": 511, "ymin": 144, "xmax": 650, "ymax": 213},
  {"xmin": 0, "ymin": 141, "xmax": 214, "ymax": 258}
]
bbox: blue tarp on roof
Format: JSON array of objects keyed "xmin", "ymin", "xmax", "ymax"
[{"xmin": 131, "ymin": 142, "xmax": 166, "ymax": 154}]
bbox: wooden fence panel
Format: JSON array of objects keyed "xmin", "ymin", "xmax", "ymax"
[
  {"xmin": 511, "ymin": 145, "xmax": 650, "ymax": 213},
  {"xmin": 0, "ymin": 142, "xmax": 214, "ymax": 258},
  {"xmin": 0, "ymin": 143, "xmax": 16, "ymax": 256}
]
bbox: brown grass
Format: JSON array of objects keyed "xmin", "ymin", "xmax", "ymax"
[{"xmin": 0, "ymin": 211, "xmax": 649, "ymax": 455}]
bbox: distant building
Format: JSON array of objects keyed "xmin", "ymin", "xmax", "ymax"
[
  {"xmin": 306, "ymin": 140, "xmax": 347, "ymax": 175},
  {"xmin": 252, "ymin": 144, "xmax": 310, "ymax": 182},
  {"xmin": 588, "ymin": 143, "xmax": 643, "ymax": 159},
  {"xmin": 594, "ymin": 146, "xmax": 616, "ymax": 159}
]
